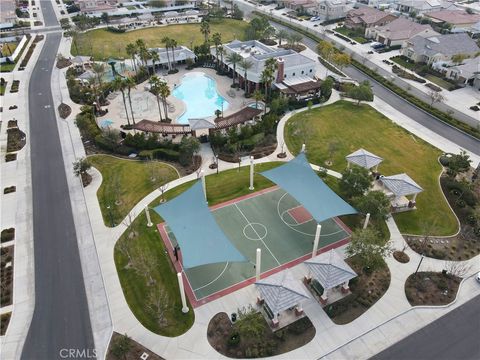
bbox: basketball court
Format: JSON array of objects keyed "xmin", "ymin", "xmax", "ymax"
[{"xmin": 158, "ymin": 186, "xmax": 351, "ymax": 307}]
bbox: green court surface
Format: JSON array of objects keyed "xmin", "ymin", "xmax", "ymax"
[{"xmin": 163, "ymin": 187, "xmax": 350, "ymax": 303}]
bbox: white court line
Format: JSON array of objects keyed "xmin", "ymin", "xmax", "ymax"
[
  {"xmin": 234, "ymin": 203, "xmax": 281, "ymax": 266},
  {"xmin": 192, "ymin": 262, "xmax": 230, "ymax": 292}
]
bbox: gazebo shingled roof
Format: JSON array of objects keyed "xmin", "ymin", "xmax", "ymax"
[
  {"xmin": 214, "ymin": 107, "xmax": 262, "ymax": 130},
  {"xmin": 380, "ymin": 173, "xmax": 423, "ymax": 197},
  {"xmin": 133, "ymin": 119, "xmax": 191, "ymax": 135},
  {"xmin": 346, "ymin": 148, "xmax": 383, "ymax": 170},
  {"xmin": 304, "ymin": 250, "xmax": 357, "ymax": 290}
]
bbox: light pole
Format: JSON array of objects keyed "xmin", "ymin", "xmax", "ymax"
[
  {"xmin": 216, "ymin": 154, "xmax": 219, "ymax": 175},
  {"xmin": 106, "ymin": 205, "xmax": 114, "ymax": 227},
  {"xmin": 415, "ymin": 253, "xmax": 424, "ymax": 276},
  {"xmin": 92, "ymin": 101, "xmax": 97, "ymax": 122}
]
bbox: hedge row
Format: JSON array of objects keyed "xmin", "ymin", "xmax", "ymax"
[
  {"xmin": 253, "ymin": 12, "xmax": 480, "ymax": 140},
  {"xmin": 138, "ymin": 148, "xmax": 180, "ymax": 162}
]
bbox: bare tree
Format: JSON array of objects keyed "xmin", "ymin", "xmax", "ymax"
[
  {"xmin": 131, "ymin": 247, "xmax": 158, "ymax": 286},
  {"xmin": 444, "ymin": 261, "xmax": 471, "ymax": 278},
  {"xmin": 112, "ymin": 172, "xmax": 122, "ymax": 206},
  {"xmin": 158, "ymin": 180, "xmax": 169, "ymax": 203},
  {"xmin": 147, "ymin": 287, "xmax": 170, "ymax": 327},
  {"xmin": 122, "ymin": 213, "xmax": 138, "ymax": 239},
  {"xmin": 427, "ymin": 90, "xmax": 445, "ymax": 107},
  {"xmin": 117, "ymin": 239, "xmax": 133, "ymax": 267}
]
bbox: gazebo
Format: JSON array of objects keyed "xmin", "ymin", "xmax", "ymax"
[
  {"xmin": 377, "ymin": 173, "xmax": 423, "ymax": 212},
  {"xmin": 304, "ymin": 250, "xmax": 357, "ymax": 305},
  {"xmin": 346, "ymin": 148, "xmax": 383, "ymax": 172},
  {"xmin": 256, "ymin": 270, "xmax": 311, "ymax": 328}
]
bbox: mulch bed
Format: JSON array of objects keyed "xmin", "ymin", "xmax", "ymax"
[
  {"xmin": 56, "ymin": 58, "xmax": 72, "ymax": 69},
  {"xmin": 393, "ymin": 251, "xmax": 410, "ymax": 263},
  {"xmin": 207, "ymin": 312, "xmax": 315, "ymax": 358},
  {"xmin": 405, "ymin": 272, "xmax": 461, "ymax": 306},
  {"xmin": 6, "ymin": 128, "xmax": 26, "ymax": 152},
  {"xmin": 1, "ymin": 246, "xmax": 14, "ymax": 307},
  {"xmin": 106, "ymin": 332, "xmax": 164, "ymax": 360},
  {"xmin": 325, "ymin": 256, "xmax": 391, "ymax": 324},
  {"xmin": 58, "ymin": 103, "xmax": 72, "ymax": 119},
  {"xmin": 279, "ymin": 44, "xmax": 307, "ymax": 52},
  {"xmin": 81, "ymin": 172, "xmax": 92, "ymax": 187},
  {"xmin": 406, "ymin": 176, "xmax": 480, "ymax": 261}
]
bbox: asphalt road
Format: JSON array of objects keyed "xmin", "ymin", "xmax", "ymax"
[
  {"xmin": 21, "ymin": 1, "xmax": 95, "ymax": 359},
  {"xmin": 372, "ymin": 295, "xmax": 480, "ymax": 360}
]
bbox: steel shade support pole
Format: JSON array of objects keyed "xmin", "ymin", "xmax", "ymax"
[
  {"xmin": 301, "ymin": 143, "xmax": 306, "ymax": 153},
  {"xmin": 145, "ymin": 206, "xmax": 153, "ymax": 227},
  {"xmin": 249, "ymin": 156, "xmax": 254, "ymax": 191},
  {"xmin": 201, "ymin": 170, "xmax": 207, "ymax": 202},
  {"xmin": 363, "ymin": 213, "xmax": 371, "ymax": 229},
  {"xmin": 177, "ymin": 272, "xmax": 189, "ymax": 313},
  {"xmin": 256, "ymin": 248, "xmax": 261, "ymax": 281},
  {"xmin": 312, "ymin": 224, "xmax": 321, "ymax": 258}
]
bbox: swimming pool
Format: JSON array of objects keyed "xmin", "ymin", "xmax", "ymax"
[
  {"xmin": 100, "ymin": 119, "xmax": 113, "ymax": 128},
  {"xmin": 173, "ymin": 72, "xmax": 229, "ymax": 124}
]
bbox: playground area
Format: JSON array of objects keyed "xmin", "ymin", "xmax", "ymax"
[{"xmin": 158, "ymin": 186, "xmax": 351, "ymax": 307}]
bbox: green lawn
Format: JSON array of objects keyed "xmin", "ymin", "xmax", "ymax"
[
  {"xmin": 390, "ymin": 56, "xmax": 416, "ymax": 70},
  {"xmin": 0, "ymin": 63, "xmax": 16, "ymax": 72},
  {"xmin": 89, "ymin": 154, "xmax": 179, "ymax": 227},
  {"xmin": 284, "ymin": 100, "xmax": 458, "ymax": 236},
  {"xmin": 114, "ymin": 162, "xmax": 281, "ymax": 336},
  {"xmin": 0, "ymin": 82, "xmax": 6, "ymax": 96},
  {"xmin": 424, "ymin": 74, "xmax": 456, "ymax": 91},
  {"xmin": 1, "ymin": 43, "xmax": 18, "ymax": 56},
  {"xmin": 334, "ymin": 26, "xmax": 369, "ymax": 44},
  {"xmin": 73, "ymin": 19, "xmax": 249, "ymax": 60}
]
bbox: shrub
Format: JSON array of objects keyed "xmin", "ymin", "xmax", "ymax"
[
  {"xmin": 227, "ymin": 332, "xmax": 240, "ymax": 347},
  {"xmin": 1, "ymin": 228, "xmax": 15, "ymax": 243},
  {"xmin": 106, "ymin": 26, "xmax": 126, "ymax": 33},
  {"xmin": 152, "ymin": 148, "xmax": 180, "ymax": 162},
  {"xmin": 138, "ymin": 150, "xmax": 153, "ymax": 159},
  {"xmin": 3, "ymin": 186, "xmax": 16, "ymax": 194}
]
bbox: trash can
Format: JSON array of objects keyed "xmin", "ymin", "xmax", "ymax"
[{"xmin": 231, "ymin": 313, "xmax": 237, "ymax": 323}]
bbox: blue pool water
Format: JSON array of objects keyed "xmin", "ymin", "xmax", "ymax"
[
  {"xmin": 100, "ymin": 119, "xmax": 113, "ymax": 128},
  {"xmin": 173, "ymin": 73, "xmax": 229, "ymax": 124}
]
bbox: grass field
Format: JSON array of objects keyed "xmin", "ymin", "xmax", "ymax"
[
  {"xmin": 114, "ymin": 162, "xmax": 281, "ymax": 336},
  {"xmin": 424, "ymin": 74, "xmax": 456, "ymax": 91},
  {"xmin": 1, "ymin": 43, "xmax": 18, "ymax": 56},
  {"xmin": 334, "ymin": 26, "xmax": 368, "ymax": 44},
  {"xmin": 284, "ymin": 100, "xmax": 457, "ymax": 236},
  {"xmin": 73, "ymin": 19, "xmax": 249, "ymax": 60},
  {"xmin": 0, "ymin": 63, "xmax": 16, "ymax": 73},
  {"xmin": 89, "ymin": 154, "xmax": 179, "ymax": 226}
]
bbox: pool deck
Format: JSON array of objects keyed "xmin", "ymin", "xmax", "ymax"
[{"xmin": 98, "ymin": 66, "xmax": 249, "ymax": 134}]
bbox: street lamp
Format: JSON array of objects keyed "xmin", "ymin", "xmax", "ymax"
[
  {"xmin": 415, "ymin": 253, "xmax": 425, "ymax": 276},
  {"xmin": 92, "ymin": 101, "xmax": 97, "ymax": 121},
  {"xmin": 106, "ymin": 205, "xmax": 114, "ymax": 227},
  {"xmin": 221, "ymin": 98, "xmax": 224, "ymax": 117},
  {"xmin": 216, "ymin": 154, "xmax": 219, "ymax": 175}
]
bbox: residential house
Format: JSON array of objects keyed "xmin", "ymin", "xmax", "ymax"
[
  {"xmin": 278, "ymin": 0, "xmax": 317, "ymax": 12},
  {"xmin": 424, "ymin": 10, "xmax": 480, "ymax": 30},
  {"xmin": 75, "ymin": 0, "xmax": 118, "ymax": 14},
  {"xmin": 443, "ymin": 57, "xmax": 480, "ymax": 89},
  {"xmin": 310, "ymin": 0, "xmax": 353, "ymax": 21},
  {"xmin": 366, "ymin": 17, "xmax": 438, "ymax": 46},
  {"xmin": 401, "ymin": 33, "xmax": 480, "ymax": 64},
  {"xmin": 395, "ymin": 0, "xmax": 458, "ymax": 15},
  {"xmin": 345, "ymin": 6, "xmax": 397, "ymax": 31},
  {"xmin": 211, "ymin": 40, "xmax": 317, "ymax": 92}
]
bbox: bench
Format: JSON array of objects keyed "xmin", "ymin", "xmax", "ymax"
[{"xmin": 311, "ymin": 279, "xmax": 324, "ymax": 297}]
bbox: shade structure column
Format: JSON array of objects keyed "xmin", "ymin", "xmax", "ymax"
[
  {"xmin": 312, "ymin": 224, "xmax": 321, "ymax": 258},
  {"xmin": 145, "ymin": 206, "xmax": 153, "ymax": 227},
  {"xmin": 255, "ymin": 248, "xmax": 261, "ymax": 281},
  {"xmin": 341, "ymin": 280, "xmax": 350, "ymax": 294},
  {"xmin": 201, "ymin": 170, "xmax": 207, "ymax": 202},
  {"xmin": 249, "ymin": 156, "xmax": 254, "ymax": 191},
  {"xmin": 177, "ymin": 272, "xmax": 189, "ymax": 313},
  {"xmin": 363, "ymin": 213, "xmax": 370, "ymax": 229}
]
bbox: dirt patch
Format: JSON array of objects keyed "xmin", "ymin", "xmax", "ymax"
[
  {"xmin": 406, "ymin": 175, "xmax": 480, "ymax": 261},
  {"xmin": 106, "ymin": 332, "xmax": 164, "ymax": 360},
  {"xmin": 81, "ymin": 172, "xmax": 92, "ymax": 187},
  {"xmin": 56, "ymin": 58, "xmax": 72, "ymax": 69},
  {"xmin": 325, "ymin": 256, "xmax": 391, "ymax": 324},
  {"xmin": 279, "ymin": 44, "xmax": 307, "ymax": 52},
  {"xmin": 58, "ymin": 103, "xmax": 72, "ymax": 119},
  {"xmin": 405, "ymin": 272, "xmax": 461, "ymax": 306},
  {"xmin": 393, "ymin": 251, "xmax": 410, "ymax": 263},
  {"xmin": 1, "ymin": 246, "xmax": 14, "ymax": 307},
  {"xmin": 7, "ymin": 119, "xmax": 17, "ymax": 128},
  {"xmin": 207, "ymin": 312, "xmax": 315, "ymax": 358},
  {"xmin": 6, "ymin": 127, "xmax": 26, "ymax": 152}
]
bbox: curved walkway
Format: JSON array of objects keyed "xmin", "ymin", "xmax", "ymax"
[{"xmin": 54, "ymin": 30, "xmax": 479, "ymax": 359}]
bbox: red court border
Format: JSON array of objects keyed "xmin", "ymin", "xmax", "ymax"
[{"xmin": 156, "ymin": 186, "xmax": 353, "ymax": 309}]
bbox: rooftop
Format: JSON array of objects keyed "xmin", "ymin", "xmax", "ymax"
[
  {"xmin": 425, "ymin": 10, "xmax": 480, "ymax": 25},
  {"xmin": 304, "ymin": 250, "xmax": 357, "ymax": 290},
  {"xmin": 346, "ymin": 148, "xmax": 383, "ymax": 170},
  {"xmin": 347, "ymin": 6, "xmax": 395, "ymax": 25},
  {"xmin": 380, "ymin": 173, "xmax": 423, "ymax": 196},
  {"xmin": 408, "ymin": 33, "xmax": 480, "ymax": 57},
  {"xmin": 374, "ymin": 18, "xmax": 437, "ymax": 40}
]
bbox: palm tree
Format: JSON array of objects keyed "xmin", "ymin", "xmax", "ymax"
[
  {"xmin": 92, "ymin": 62, "xmax": 106, "ymax": 89},
  {"xmin": 218, "ymin": 45, "xmax": 225, "ymax": 70},
  {"xmin": 276, "ymin": 29, "xmax": 288, "ymax": 46},
  {"xmin": 149, "ymin": 49, "xmax": 159, "ymax": 75},
  {"xmin": 66, "ymin": 29, "xmax": 80, "ymax": 55},
  {"xmin": 112, "ymin": 76, "xmax": 131, "ymax": 126},
  {"xmin": 261, "ymin": 58, "xmax": 277, "ymax": 100},
  {"xmin": 170, "ymin": 39, "xmax": 178, "ymax": 69},
  {"xmin": 149, "ymin": 76, "xmax": 164, "ymax": 122},
  {"xmin": 226, "ymin": 52, "xmax": 242, "ymax": 86},
  {"xmin": 125, "ymin": 77, "xmax": 137, "ymax": 126},
  {"xmin": 125, "ymin": 43, "xmax": 138, "ymax": 73},
  {"xmin": 159, "ymin": 81, "xmax": 171, "ymax": 122},
  {"xmin": 200, "ymin": 19, "xmax": 210, "ymax": 44},
  {"xmin": 212, "ymin": 32, "xmax": 222, "ymax": 68},
  {"xmin": 161, "ymin": 36, "xmax": 172, "ymax": 71},
  {"xmin": 253, "ymin": 89, "xmax": 263, "ymax": 109},
  {"xmin": 239, "ymin": 58, "xmax": 253, "ymax": 95}
]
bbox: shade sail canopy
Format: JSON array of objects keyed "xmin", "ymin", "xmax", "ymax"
[
  {"xmin": 305, "ymin": 250, "xmax": 357, "ymax": 290},
  {"xmin": 261, "ymin": 153, "xmax": 357, "ymax": 223},
  {"xmin": 346, "ymin": 148, "xmax": 383, "ymax": 170},
  {"xmin": 256, "ymin": 270, "xmax": 311, "ymax": 315},
  {"xmin": 154, "ymin": 181, "xmax": 247, "ymax": 269}
]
